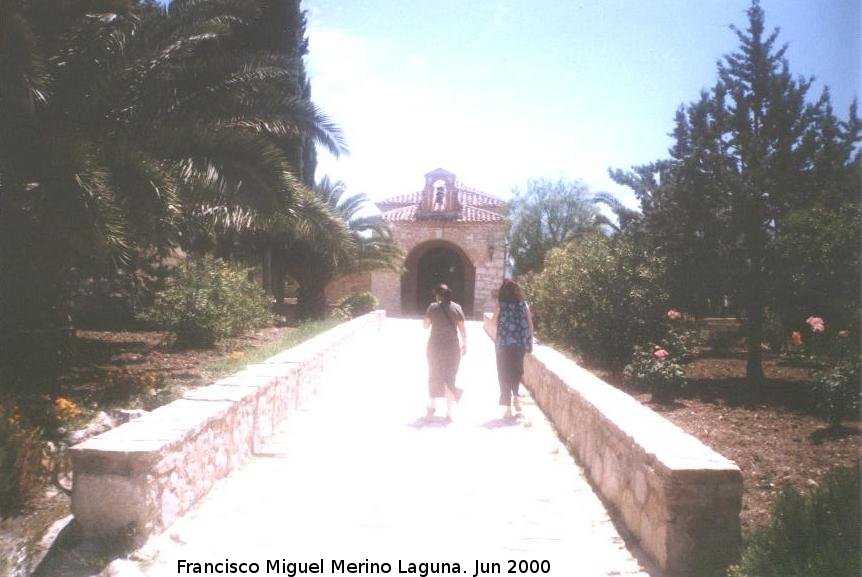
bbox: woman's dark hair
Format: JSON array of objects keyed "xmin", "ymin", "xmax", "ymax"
[
  {"xmin": 433, "ymin": 284, "xmax": 453, "ymax": 320},
  {"xmin": 498, "ymin": 278, "xmax": 524, "ymax": 303},
  {"xmin": 433, "ymin": 283, "xmax": 452, "ymax": 304}
]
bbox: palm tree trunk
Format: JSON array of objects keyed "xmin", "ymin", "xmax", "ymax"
[
  {"xmin": 262, "ymin": 247, "xmax": 273, "ymax": 298},
  {"xmin": 0, "ymin": 253, "xmax": 73, "ymax": 394},
  {"xmin": 297, "ymin": 275, "xmax": 329, "ymax": 321}
]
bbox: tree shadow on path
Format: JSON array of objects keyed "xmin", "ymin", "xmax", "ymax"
[{"xmin": 32, "ymin": 519, "xmax": 135, "ymax": 577}]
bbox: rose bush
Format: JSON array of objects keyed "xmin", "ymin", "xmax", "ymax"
[
  {"xmin": 785, "ymin": 315, "xmax": 859, "ymax": 427},
  {"xmin": 624, "ymin": 345, "xmax": 687, "ymax": 401},
  {"xmin": 813, "ymin": 356, "xmax": 861, "ymax": 428}
]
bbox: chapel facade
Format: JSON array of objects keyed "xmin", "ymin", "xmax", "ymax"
[{"xmin": 327, "ymin": 168, "xmax": 508, "ymax": 318}]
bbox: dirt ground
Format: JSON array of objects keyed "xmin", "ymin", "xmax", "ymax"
[
  {"xmin": 591, "ymin": 352, "xmax": 861, "ymax": 530},
  {"xmin": 59, "ymin": 326, "xmax": 293, "ymax": 412},
  {"xmin": 0, "ymin": 326, "xmax": 294, "ymax": 577}
]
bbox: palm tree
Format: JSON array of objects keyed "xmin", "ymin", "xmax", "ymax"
[
  {"xmin": 0, "ymin": 0, "xmax": 346, "ymax": 386},
  {"xmin": 592, "ymin": 192, "xmax": 642, "ymax": 234},
  {"xmin": 279, "ymin": 177, "xmax": 403, "ymax": 320}
]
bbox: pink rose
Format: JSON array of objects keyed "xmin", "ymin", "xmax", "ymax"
[
  {"xmin": 791, "ymin": 331, "xmax": 803, "ymax": 346},
  {"xmin": 667, "ymin": 309, "xmax": 682, "ymax": 320},
  {"xmin": 806, "ymin": 316, "xmax": 825, "ymax": 333},
  {"xmin": 653, "ymin": 348, "xmax": 669, "ymax": 360}
]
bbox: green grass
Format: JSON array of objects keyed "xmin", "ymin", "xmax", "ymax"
[
  {"xmin": 203, "ymin": 318, "xmax": 343, "ymax": 380},
  {"xmin": 728, "ymin": 467, "xmax": 860, "ymax": 577}
]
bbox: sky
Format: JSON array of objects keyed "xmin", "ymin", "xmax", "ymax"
[{"xmin": 303, "ymin": 0, "xmax": 860, "ymax": 209}]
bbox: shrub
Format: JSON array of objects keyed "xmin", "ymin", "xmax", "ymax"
[
  {"xmin": 624, "ymin": 346, "xmax": 687, "ymax": 401},
  {"xmin": 762, "ymin": 308, "xmax": 787, "ymax": 353},
  {"xmin": 139, "ymin": 256, "xmax": 273, "ymax": 347},
  {"xmin": 67, "ymin": 257, "xmax": 167, "ymax": 329},
  {"xmin": 0, "ymin": 405, "xmax": 45, "ymax": 517},
  {"xmin": 661, "ymin": 327, "xmax": 699, "ymax": 363},
  {"xmin": 729, "ymin": 468, "xmax": 861, "ymax": 577},
  {"xmin": 770, "ymin": 204, "xmax": 861, "ymax": 337},
  {"xmin": 336, "ymin": 291, "xmax": 378, "ymax": 318},
  {"xmin": 524, "ymin": 232, "xmax": 668, "ymax": 370},
  {"xmin": 813, "ymin": 357, "xmax": 861, "ymax": 428},
  {"xmin": 98, "ymin": 368, "xmax": 165, "ymax": 407}
]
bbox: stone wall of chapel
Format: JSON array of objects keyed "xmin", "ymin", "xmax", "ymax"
[
  {"xmin": 325, "ymin": 272, "xmax": 373, "ymax": 304},
  {"xmin": 369, "ymin": 270, "xmax": 400, "ymax": 314},
  {"xmin": 329, "ymin": 221, "xmax": 508, "ymax": 317},
  {"xmin": 389, "ymin": 221, "xmax": 507, "ymax": 317},
  {"xmin": 327, "ymin": 270, "xmax": 403, "ymax": 316}
]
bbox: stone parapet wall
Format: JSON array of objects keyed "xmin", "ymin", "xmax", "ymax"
[
  {"xmin": 70, "ymin": 311, "xmax": 385, "ymax": 541},
  {"xmin": 484, "ymin": 314, "xmax": 742, "ymax": 576}
]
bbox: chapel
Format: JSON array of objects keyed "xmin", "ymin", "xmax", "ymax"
[{"xmin": 327, "ymin": 168, "xmax": 508, "ymax": 317}]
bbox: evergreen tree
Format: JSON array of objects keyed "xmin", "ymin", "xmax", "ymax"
[
  {"xmin": 720, "ymin": 0, "xmax": 832, "ymax": 383},
  {"xmin": 612, "ymin": 0, "xmax": 860, "ymax": 385},
  {"xmin": 611, "ymin": 87, "xmax": 736, "ymax": 317}
]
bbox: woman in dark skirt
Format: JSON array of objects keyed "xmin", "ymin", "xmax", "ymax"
[
  {"xmin": 494, "ymin": 279, "xmax": 534, "ymax": 419},
  {"xmin": 423, "ymin": 284, "xmax": 467, "ymax": 420}
]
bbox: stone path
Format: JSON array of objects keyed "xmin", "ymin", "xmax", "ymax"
[{"xmin": 131, "ymin": 319, "xmax": 653, "ymax": 577}]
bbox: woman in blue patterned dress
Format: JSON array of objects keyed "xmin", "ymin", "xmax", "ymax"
[{"xmin": 493, "ymin": 279, "xmax": 534, "ymax": 419}]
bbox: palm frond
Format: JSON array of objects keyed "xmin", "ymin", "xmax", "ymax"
[
  {"xmin": 593, "ymin": 191, "xmax": 641, "ymax": 232},
  {"xmin": 166, "ymin": 0, "xmax": 262, "ymax": 38},
  {"xmin": 0, "ymin": 3, "xmax": 50, "ymax": 115}
]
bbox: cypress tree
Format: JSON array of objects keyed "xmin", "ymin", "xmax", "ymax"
[{"xmin": 613, "ymin": 0, "xmax": 860, "ymax": 385}]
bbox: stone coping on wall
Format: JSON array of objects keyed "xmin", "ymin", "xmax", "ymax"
[
  {"xmin": 70, "ymin": 311, "xmax": 385, "ymax": 542},
  {"xmin": 483, "ymin": 313, "xmax": 742, "ymax": 576}
]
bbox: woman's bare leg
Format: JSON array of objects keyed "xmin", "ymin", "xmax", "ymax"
[{"xmin": 444, "ymin": 387, "xmax": 456, "ymax": 419}]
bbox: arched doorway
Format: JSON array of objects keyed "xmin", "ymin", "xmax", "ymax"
[{"xmin": 401, "ymin": 241, "xmax": 475, "ymax": 316}]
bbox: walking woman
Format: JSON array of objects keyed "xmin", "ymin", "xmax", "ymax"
[
  {"xmin": 423, "ymin": 284, "xmax": 467, "ymax": 420},
  {"xmin": 494, "ymin": 279, "xmax": 534, "ymax": 419}
]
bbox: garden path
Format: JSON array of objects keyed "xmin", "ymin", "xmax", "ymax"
[{"xmin": 131, "ymin": 319, "xmax": 654, "ymax": 577}]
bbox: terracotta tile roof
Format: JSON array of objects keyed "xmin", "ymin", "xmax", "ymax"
[
  {"xmin": 378, "ymin": 204, "xmax": 418, "ymax": 221},
  {"xmin": 377, "ymin": 185, "xmax": 506, "ymax": 210},
  {"xmin": 380, "ymin": 204, "xmax": 505, "ymax": 223},
  {"xmin": 375, "ymin": 192, "xmax": 421, "ymax": 209},
  {"xmin": 460, "ymin": 205, "xmax": 506, "ymax": 222},
  {"xmin": 455, "ymin": 182, "xmax": 508, "ymax": 208}
]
